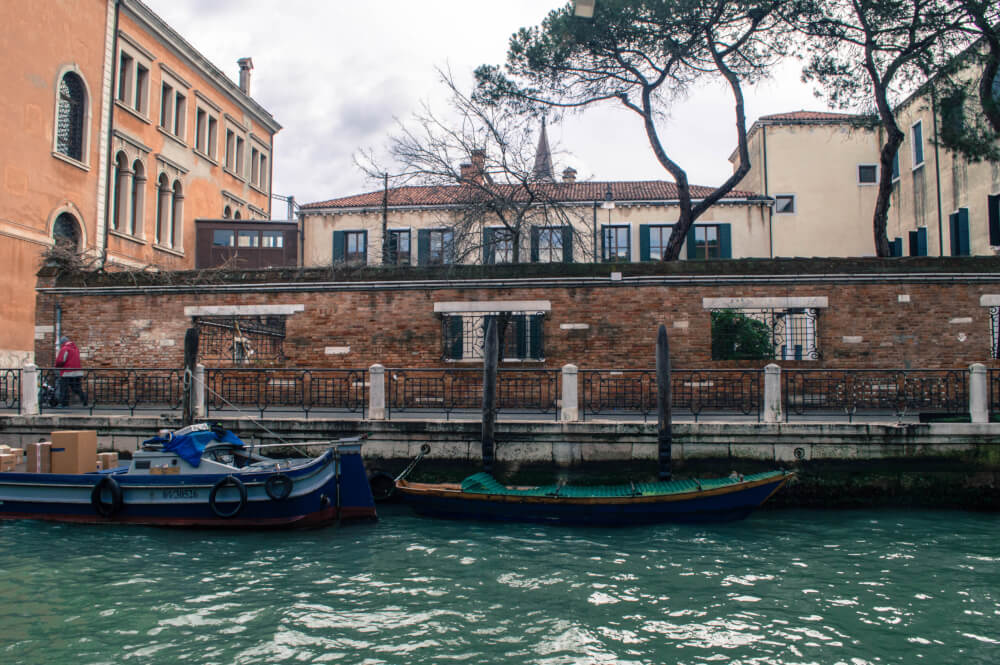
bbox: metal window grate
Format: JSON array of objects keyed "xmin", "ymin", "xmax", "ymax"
[
  {"xmin": 196, "ymin": 316, "xmax": 286, "ymax": 366},
  {"xmin": 710, "ymin": 308, "xmax": 820, "ymax": 361},
  {"xmin": 57, "ymin": 73, "xmax": 85, "ymax": 160}
]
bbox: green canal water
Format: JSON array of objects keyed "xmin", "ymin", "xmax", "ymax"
[{"xmin": 1, "ymin": 508, "xmax": 997, "ymax": 664}]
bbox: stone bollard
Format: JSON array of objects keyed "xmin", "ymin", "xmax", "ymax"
[
  {"xmin": 21, "ymin": 363, "xmax": 39, "ymax": 416},
  {"xmin": 969, "ymin": 363, "xmax": 988, "ymax": 424},
  {"xmin": 560, "ymin": 364, "xmax": 579, "ymax": 422},
  {"xmin": 369, "ymin": 364, "xmax": 386, "ymax": 420},
  {"xmin": 763, "ymin": 363, "xmax": 782, "ymax": 423},
  {"xmin": 193, "ymin": 363, "xmax": 206, "ymax": 418}
]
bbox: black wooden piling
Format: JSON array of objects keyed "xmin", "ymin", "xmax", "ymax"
[
  {"xmin": 181, "ymin": 327, "xmax": 199, "ymax": 427},
  {"xmin": 481, "ymin": 317, "xmax": 498, "ymax": 474},
  {"xmin": 656, "ymin": 324, "xmax": 672, "ymax": 481}
]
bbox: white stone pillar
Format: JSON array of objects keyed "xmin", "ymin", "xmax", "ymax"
[
  {"xmin": 369, "ymin": 364, "xmax": 386, "ymax": 420},
  {"xmin": 560, "ymin": 364, "xmax": 579, "ymax": 422},
  {"xmin": 193, "ymin": 363, "xmax": 206, "ymax": 418},
  {"xmin": 763, "ymin": 363, "xmax": 782, "ymax": 423},
  {"xmin": 969, "ymin": 362, "xmax": 988, "ymax": 424},
  {"xmin": 21, "ymin": 363, "xmax": 39, "ymax": 416}
]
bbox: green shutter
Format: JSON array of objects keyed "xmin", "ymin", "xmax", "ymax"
[
  {"xmin": 639, "ymin": 224, "xmax": 650, "ymax": 261},
  {"xmin": 958, "ymin": 207, "xmax": 970, "ymax": 255},
  {"xmin": 949, "ymin": 212, "xmax": 959, "ymax": 256},
  {"xmin": 447, "ymin": 315, "xmax": 463, "ymax": 360},
  {"xmin": 332, "ymin": 230, "xmax": 345, "ymax": 264},
  {"xmin": 989, "ymin": 195, "xmax": 1000, "ymax": 246},
  {"xmin": 917, "ymin": 227, "xmax": 927, "ymax": 256},
  {"xmin": 890, "ymin": 237, "xmax": 902, "ymax": 257},
  {"xmin": 908, "ymin": 230, "xmax": 918, "ymax": 256},
  {"xmin": 719, "ymin": 224, "xmax": 732, "ymax": 259},
  {"xmin": 417, "ymin": 229, "xmax": 430, "ymax": 266},
  {"xmin": 561, "ymin": 226, "xmax": 573, "ymax": 263},
  {"xmin": 529, "ymin": 314, "xmax": 543, "ymax": 359},
  {"xmin": 686, "ymin": 226, "xmax": 697, "ymax": 259},
  {"xmin": 483, "ymin": 228, "xmax": 494, "ymax": 265},
  {"xmin": 361, "ymin": 230, "xmax": 368, "ymax": 265},
  {"xmin": 530, "ymin": 227, "xmax": 540, "ymax": 262},
  {"xmin": 514, "ymin": 315, "xmax": 527, "ymax": 358}
]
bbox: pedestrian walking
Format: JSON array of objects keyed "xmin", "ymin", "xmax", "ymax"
[{"xmin": 55, "ymin": 336, "xmax": 87, "ymax": 407}]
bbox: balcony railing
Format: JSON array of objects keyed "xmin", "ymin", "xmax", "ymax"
[{"xmin": 387, "ymin": 368, "xmax": 560, "ymax": 420}]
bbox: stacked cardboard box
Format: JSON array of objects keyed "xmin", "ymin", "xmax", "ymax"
[
  {"xmin": 51, "ymin": 431, "xmax": 98, "ymax": 474},
  {"xmin": 96, "ymin": 452, "xmax": 120, "ymax": 471},
  {"xmin": 27, "ymin": 442, "xmax": 51, "ymax": 473},
  {"xmin": 0, "ymin": 445, "xmax": 25, "ymax": 472}
]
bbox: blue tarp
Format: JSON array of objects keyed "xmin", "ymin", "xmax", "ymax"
[{"xmin": 142, "ymin": 428, "xmax": 245, "ymax": 467}]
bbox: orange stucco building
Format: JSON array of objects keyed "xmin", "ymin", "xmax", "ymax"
[{"xmin": 0, "ymin": 0, "xmax": 280, "ymax": 365}]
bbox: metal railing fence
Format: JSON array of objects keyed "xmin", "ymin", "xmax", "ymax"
[
  {"xmin": 205, "ymin": 368, "xmax": 367, "ymax": 419},
  {"xmin": 36, "ymin": 368, "xmax": 183, "ymax": 415},
  {"xmin": 783, "ymin": 369, "xmax": 968, "ymax": 422},
  {"xmin": 386, "ymin": 367, "xmax": 560, "ymax": 420},
  {"xmin": 0, "ymin": 368, "xmax": 20, "ymax": 411}
]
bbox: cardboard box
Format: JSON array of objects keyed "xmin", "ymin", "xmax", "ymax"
[
  {"xmin": 50, "ymin": 430, "xmax": 98, "ymax": 474},
  {"xmin": 98, "ymin": 452, "xmax": 120, "ymax": 471},
  {"xmin": 27, "ymin": 442, "xmax": 51, "ymax": 473},
  {"xmin": 150, "ymin": 465, "xmax": 180, "ymax": 475},
  {"xmin": 0, "ymin": 453, "xmax": 16, "ymax": 472}
]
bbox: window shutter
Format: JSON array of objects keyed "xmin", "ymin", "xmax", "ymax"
[
  {"xmin": 561, "ymin": 226, "xmax": 573, "ymax": 263},
  {"xmin": 361, "ymin": 230, "xmax": 368, "ymax": 265},
  {"xmin": 530, "ymin": 226, "xmax": 540, "ymax": 262},
  {"xmin": 719, "ymin": 224, "xmax": 732, "ymax": 259},
  {"xmin": 447, "ymin": 315, "xmax": 463, "ymax": 360},
  {"xmin": 529, "ymin": 314, "xmax": 543, "ymax": 359},
  {"xmin": 332, "ymin": 230, "xmax": 345, "ymax": 264},
  {"xmin": 686, "ymin": 225, "xmax": 697, "ymax": 259},
  {"xmin": 890, "ymin": 237, "xmax": 902, "ymax": 257},
  {"xmin": 483, "ymin": 228, "xmax": 494, "ymax": 265},
  {"xmin": 417, "ymin": 229, "xmax": 430, "ymax": 266},
  {"xmin": 949, "ymin": 212, "xmax": 959, "ymax": 256},
  {"xmin": 908, "ymin": 230, "xmax": 918, "ymax": 256},
  {"xmin": 958, "ymin": 207, "xmax": 970, "ymax": 255},
  {"xmin": 916, "ymin": 227, "xmax": 927, "ymax": 256},
  {"xmin": 989, "ymin": 195, "xmax": 1000, "ymax": 246},
  {"xmin": 513, "ymin": 315, "xmax": 527, "ymax": 358},
  {"xmin": 639, "ymin": 224, "xmax": 650, "ymax": 261}
]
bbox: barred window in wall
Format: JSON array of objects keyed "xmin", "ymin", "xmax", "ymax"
[
  {"xmin": 990, "ymin": 307, "xmax": 1000, "ymax": 358},
  {"xmin": 441, "ymin": 313, "xmax": 545, "ymax": 361},
  {"xmin": 196, "ymin": 316, "xmax": 286, "ymax": 366},
  {"xmin": 57, "ymin": 72, "xmax": 86, "ymax": 161},
  {"xmin": 710, "ymin": 308, "xmax": 819, "ymax": 361}
]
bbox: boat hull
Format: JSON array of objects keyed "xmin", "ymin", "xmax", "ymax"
[
  {"xmin": 0, "ymin": 448, "xmax": 376, "ymax": 529},
  {"xmin": 397, "ymin": 473, "xmax": 791, "ymax": 526}
]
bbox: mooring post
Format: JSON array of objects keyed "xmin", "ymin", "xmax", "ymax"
[
  {"xmin": 181, "ymin": 327, "xmax": 199, "ymax": 427},
  {"xmin": 656, "ymin": 324, "xmax": 672, "ymax": 481},
  {"xmin": 482, "ymin": 317, "xmax": 498, "ymax": 474}
]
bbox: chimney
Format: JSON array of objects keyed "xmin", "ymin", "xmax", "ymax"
[
  {"xmin": 459, "ymin": 149, "xmax": 487, "ymax": 185},
  {"xmin": 562, "ymin": 167, "xmax": 577, "ymax": 183},
  {"xmin": 237, "ymin": 57, "xmax": 254, "ymax": 95},
  {"xmin": 459, "ymin": 162, "xmax": 475, "ymax": 182}
]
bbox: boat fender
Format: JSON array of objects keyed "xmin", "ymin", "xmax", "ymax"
[
  {"xmin": 367, "ymin": 470, "xmax": 396, "ymax": 502},
  {"xmin": 90, "ymin": 475, "xmax": 123, "ymax": 518},
  {"xmin": 264, "ymin": 473, "xmax": 293, "ymax": 501},
  {"xmin": 209, "ymin": 475, "xmax": 247, "ymax": 518}
]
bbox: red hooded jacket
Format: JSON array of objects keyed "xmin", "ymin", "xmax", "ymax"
[{"xmin": 55, "ymin": 341, "xmax": 82, "ymax": 377}]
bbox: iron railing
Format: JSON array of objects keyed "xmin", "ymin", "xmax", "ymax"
[
  {"xmin": 387, "ymin": 368, "xmax": 560, "ymax": 420},
  {"xmin": 988, "ymin": 369, "xmax": 1000, "ymax": 416},
  {"xmin": 37, "ymin": 368, "xmax": 183, "ymax": 415},
  {"xmin": 204, "ymin": 368, "xmax": 367, "ymax": 418},
  {"xmin": 580, "ymin": 369, "xmax": 763, "ymax": 422},
  {"xmin": 0, "ymin": 368, "xmax": 20, "ymax": 411},
  {"xmin": 783, "ymin": 369, "xmax": 968, "ymax": 422}
]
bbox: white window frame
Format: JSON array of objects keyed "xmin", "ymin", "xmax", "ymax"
[
  {"xmin": 223, "ymin": 118, "xmax": 248, "ymax": 181},
  {"xmin": 911, "ymin": 120, "xmax": 924, "ymax": 169},
  {"xmin": 158, "ymin": 67, "xmax": 190, "ymax": 145},
  {"xmin": 857, "ymin": 164, "xmax": 879, "ymax": 186},
  {"xmin": 115, "ymin": 35, "xmax": 152, "ymax": 120},
  {"xmin": 773, "ymin": 194, "xmax": 796, "ymax": 214},
  {"xmin": 192, "ymin": 95, "xmax": 220, "ymax": 164},
  {"xmin": 249, "ymin": 134, "xmax": 270, "ymax": 194},
  {"xmin": 51, "ymin": 65, "xmax": 92, "ymax": 170}
]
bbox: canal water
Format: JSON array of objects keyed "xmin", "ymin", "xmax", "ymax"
[{"xmin": 1, "ymin": 508, "xmax": 997, "ymax": 664}]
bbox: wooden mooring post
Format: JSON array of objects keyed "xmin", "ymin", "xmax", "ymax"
[
  {"xmin": 656, "ymin": 324, "xmax": 672, "ymax": 481},
  {"xmin": 181, "ymin": 327, "xmax": 199, "ymax": 427},
  {"xmin": 481, "ymin": 317, "xmax": 498, "ymax": 474}
]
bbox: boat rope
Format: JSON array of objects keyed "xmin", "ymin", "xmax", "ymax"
[{"xmin": 394, "ymin": 443, "xmax": 431, "ymax": 483}]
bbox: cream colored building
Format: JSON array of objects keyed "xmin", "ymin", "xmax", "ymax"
[{"xmin": 300, "ymin": 176, "xmax": 771, "ymax": 267}]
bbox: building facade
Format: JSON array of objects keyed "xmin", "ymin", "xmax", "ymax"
[{"xmin": 0, "ymin": 0, "xmax": 280, "ymax": 365}]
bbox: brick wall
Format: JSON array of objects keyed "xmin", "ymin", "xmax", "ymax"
[{"xmin": 33, "ymin": 262, "xmax": 1000, "ymax": 369}]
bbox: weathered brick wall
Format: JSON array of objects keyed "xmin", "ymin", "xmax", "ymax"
[{"xmin": 33, "ymin": 263, "xmax": 1000, "ymax": 370}]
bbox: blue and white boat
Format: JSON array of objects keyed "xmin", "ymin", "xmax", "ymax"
[{"xmin": 0, "ymin": 425, "xmax": 376, "ymax": 528}]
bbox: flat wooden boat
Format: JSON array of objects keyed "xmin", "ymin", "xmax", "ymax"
[
  {"xmin": 396, "ymin": 470, "xmax": 792, "ymax": 526},
  {"xmin": 0, "ymin": 427, "xmax": 376, "ymax": 528}
]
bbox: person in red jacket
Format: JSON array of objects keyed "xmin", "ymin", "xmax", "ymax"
[{"xmin": 54, "ymin": 335, "xmax": 87, "ymax": 408}]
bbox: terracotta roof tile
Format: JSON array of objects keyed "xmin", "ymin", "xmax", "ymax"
[
  {"xmin": 301, "ymin": 181, "xmax": 757, "ymax": 210},
  {"xmin": 759, "ymin": 110, "xmax": 861, "ymax": 123}
]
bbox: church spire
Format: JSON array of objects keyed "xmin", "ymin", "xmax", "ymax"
[{"xmin": 532, "ymin": 118, "xmax": 555, "ymax": 182}]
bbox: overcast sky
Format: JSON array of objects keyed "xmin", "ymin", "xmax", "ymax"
[{"xmin": 145, "ymin": 0, "xmax": 832, "ymax": 214}]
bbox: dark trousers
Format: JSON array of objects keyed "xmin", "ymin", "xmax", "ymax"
[{"xmin": 58, "ymin": 376, "xmax": 87, "ymax": 407}]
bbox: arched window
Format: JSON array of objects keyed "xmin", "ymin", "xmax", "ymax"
[
  {"xmin": 223, "ymin": 205, "xmax": 232, "ymax": 219},
  {"xmin": 112, "ymin": 152, "xmax": 129, "ymax": 232},
  {"xmin": 53, "ymin": 213, "xmax": 81, "ymax": 251},
  {"xmin": 131, "ymin": 160, "xmax": 146, "ymax": 237},
  {"xmin": 171, "ymin": 180, "xmax": 184, "ymax": 248},
  {"xmin": 56, "ymin": 72, "xmax": 86, "ymax": 161},
  {"xmin": 156, "ymin": 173, "xmax": 170, "ymax": 245},
  {"xmin": 233, "ymin": 210, "xmax": 241, "ymax": 220}
]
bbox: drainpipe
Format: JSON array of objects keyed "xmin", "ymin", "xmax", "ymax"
[
  {"xmin": 99, "ymin": 0, "xmax": 120, "ymax": 269},
  {"xmin": 931, "ymin": 87, "xmax": 945, "ymax": 256},
  {"xmin": 762, "ymin": 125, "xmax": 773, "ymax": 258}
]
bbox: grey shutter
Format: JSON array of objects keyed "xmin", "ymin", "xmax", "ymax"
[
  {"xmin": 530, "ymin": 227, "xmax": 540, "ymax": 262},
  {"xmin": 361, "ymin": 230, "xmax": 369, "ymax": 265},
  {"xmin": 639, "ymin": 224, "xmax": 650, "ymax": 261},
  {"xmin": 332, "ymin": 230, "xmax": 345, "ymax": 264},
  {"xmin": 417, "ymin": 229, "xmax": 430, "ymax": 266},
  {"xmin": 561, "ymin": 226, "xmax": 573, "ymax": 263},
  {"xmin": 513, "ymin": 315, "xmax": 527, "ymax": 358}
]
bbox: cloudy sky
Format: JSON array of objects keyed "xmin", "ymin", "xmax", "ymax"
[{"xmin": 145, "ymin": 0, "xmax": 831, "ymax": 213}]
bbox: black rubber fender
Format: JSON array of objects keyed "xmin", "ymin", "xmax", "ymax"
[
  {"xmin": 264, "ymin": 473, "xmax": 293, "ymax": 501},
  {"xmin": 209, "ymin": 475, "xmax": 247, "ymax": 518},
  {"xmin": 90, "ymin": 475, "xmax": 123, "ymax": 518},
  {"xmin": 368, "ymin": 470, "xmax": 396, "ymax": 502}
]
